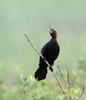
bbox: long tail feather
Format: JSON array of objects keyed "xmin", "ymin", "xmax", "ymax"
[{"xmin": 34, "ymin": 67, "xmax": 47, "ymax": 81}]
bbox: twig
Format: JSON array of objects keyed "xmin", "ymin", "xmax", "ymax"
[
  {"xmin": 67, "ymin": 69, "xmax": 72, "ymax": 100},
  {"xmin": 24, "ymin": 33, "xmax": 65, "ymax": 95},
  {"xmin": 57, "ymin": 65, "xmax": 68, "ymax": 90},
  {"xmin": 57, "ymin": 65, "xmax": 72, "ymax": 100},
  {"xmin": 80, "ymin": 87, "xmax": 84, "ymax": 99},
  {"xmin": 67, "ymin": 69, "xmax": 71, "ymax": 90}
]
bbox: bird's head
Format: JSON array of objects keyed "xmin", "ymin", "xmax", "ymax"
[{"xmin": 49, "ymin": 27, "xmax": 57, "ymax": 39}]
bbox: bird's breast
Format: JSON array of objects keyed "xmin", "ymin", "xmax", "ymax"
[{"xmin": 46, "ymin": 44, "xmax": 59, "ymax": 60}]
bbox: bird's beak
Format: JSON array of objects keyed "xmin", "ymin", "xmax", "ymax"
[{"xmin": 48, "ymin": 25, "xmax": 51, "ymax": 33}]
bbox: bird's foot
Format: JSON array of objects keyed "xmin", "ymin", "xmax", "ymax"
[
  {"xmin": 42, "ymin": 56, "xmax": 46, "ymax": 62},
  {"xmin": 49, "ymin": 66, "xmax": 53, "ymax": 72}
]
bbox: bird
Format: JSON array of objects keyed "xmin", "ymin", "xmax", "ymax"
[{"xmin": 34, "ymin": 28, "xmax": 60, "ymax": 81}]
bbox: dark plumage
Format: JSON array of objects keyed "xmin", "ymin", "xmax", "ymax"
[{"xmin": 34, "ymin": 28, "xmax": 60, "ymax": 81}]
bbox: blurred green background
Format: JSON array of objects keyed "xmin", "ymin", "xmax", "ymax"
[{"xmin": 0, "ymin": 0, "xmax": 86, "ymax": 86}]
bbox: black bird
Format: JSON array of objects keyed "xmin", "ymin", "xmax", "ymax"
[{"xmin": 34, "ymin": 28, "xmax": 60, "ymax": 81}]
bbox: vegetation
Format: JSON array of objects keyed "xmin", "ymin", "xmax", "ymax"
[{"xmin": 0, "ymin": 55, "xmax": 86, "ymax": 100}]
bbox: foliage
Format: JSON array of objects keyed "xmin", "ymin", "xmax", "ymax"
[{"xmin": 0, "ymin": 56, "xmax": 86, "ymax": 100}]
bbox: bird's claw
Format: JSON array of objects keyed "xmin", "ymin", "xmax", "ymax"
[
  {"xmin": 49, "ymin": 66, "xmax": 53, "ymax": 72},
  {"xmin": 42, "ymin": 56, "xmax": 46, "ymax": 62}
]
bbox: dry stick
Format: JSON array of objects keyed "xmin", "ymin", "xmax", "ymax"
[
  {"xmin": 67, "ymin": 69, "xmax": 71, "ymax": 91},
  {"xmin": 57, "ymin": 66, "xmax": 71, "ymax": 100},
  {"xmin": 67, "ymin": 69, "xmax": 72, "ymax": 100},
  {"xmin": 80, "ymin": 87, "xmax": 84, "ymax": 99},
  {"xmin": 24, "ymin": 33, "xmax": 65, "ymax": 95},
  {"xmin": 57, "ymin": 65, "xmax": 68, "ymax": 90}
]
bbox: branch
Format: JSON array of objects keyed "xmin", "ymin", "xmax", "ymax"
[
  {"xmin": 67, "ymin": 69, "xmax": 71, "ymax": 90},
  {"xmin": 24, "ymin": 33, "xmax": 65, "ymax": 95},
  {"xmin": 57, "ymin": 66, "xmax": 72, "ymax": 100},
  {"xmin": 67, "ymin": 69, "xmax": 72, "ymax": 100},
  {"xmin": 57, "ymin": 65, "xmax": 68, "ymax": 89},
  {"xmin": 80, "ymin": 87, "xmax": 84, "ymax": 99}
]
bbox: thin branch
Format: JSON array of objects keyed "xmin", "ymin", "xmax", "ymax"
[
  {"xmin": 67, "ymin": 69, "xmax": 71, "ymax": 90},
  {"xmin": 67, "ymin": 69, "xmax": 72, "ymax": 100},
  {"xmin": 57, "ymin": 65, "xmax": 72, "ymax": 100},
  {"xmin": 24, "ymin": 33, "xmax": 41, "ymax": 56},
  {"xmin": 57, "ymin": 65, "xmax": 68, "ymax": 90},
  {"xmin": 53, "ymin": 72, "xmax": 65, "ymax": 94},
  {"xmin": 24, "ymin": 33, "xmax": 65, "ymax": 95},
  {"xmin": 80, "ymin": 87, "xmax": 84, "ymax": 99}
]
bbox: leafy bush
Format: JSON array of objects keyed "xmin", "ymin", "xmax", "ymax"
[{"xmin": 0, "ymin": 57, "xmax": 86, "ymax": 100}]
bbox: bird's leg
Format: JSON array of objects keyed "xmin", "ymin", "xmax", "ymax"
[
  {"xmin": 49, "ymin": 66, "xmax": 53, "ymax": 72},
  {"xmin": 42, "ymin": 56, "xmax": 46, "ymax": 62},
  {"xmin": 42, "ymin": 56, "xmax": 53, "ymax": 72}
]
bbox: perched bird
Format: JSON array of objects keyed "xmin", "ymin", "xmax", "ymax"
[{"xmin": 34, "ymin": 28, "xmax": 60, "ymax": 81}]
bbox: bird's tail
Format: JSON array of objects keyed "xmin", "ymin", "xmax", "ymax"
[{"xmin": 34, "ymin": 67, "xmax": 47, "ymax": 81}]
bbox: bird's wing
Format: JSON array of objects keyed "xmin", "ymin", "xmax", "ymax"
[
  {"xmin": 41, "ymin": 42, "xmax": 49, "ymax": 56},
  {"xmin": 39, "ymin": 42, "xmax": 49, "ymax": 67}
]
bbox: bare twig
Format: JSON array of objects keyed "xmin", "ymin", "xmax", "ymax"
[
  {"xmin": 57, "ymin": 65, "xmax": 68, "ymax": 90},
  {"xmin": 67, "ymin": 69, "xmax": 72, "ymax": 100},
  {"xmin": 24, "ymin": 33, "xmax": 65, "ymax": 95},
  {"xmin": 57, "ymin": 65, "xmax": 72, "ymax": 100},
  {"xmin": 80, "ymin": 87, "xmax": 84, "ymax": 99},
  {"xmin": 67, "ymin": 69, "xmax": 71, "ymax": 90}
]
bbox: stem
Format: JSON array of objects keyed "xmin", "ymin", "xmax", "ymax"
[
  {"xmin": 80, "ymin": 87, "xmax": 84, "ymax": 99},
  {"xmin": 53, "ymin": 72, "xmax": 65, "ymax": 95},
  {"xmin": 57, "ymin": 65, "xmax": 68, "ymax": 90},
  {"xmin": 67, "ymin": 69, "xmax": 72, "ymax": 100}
]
